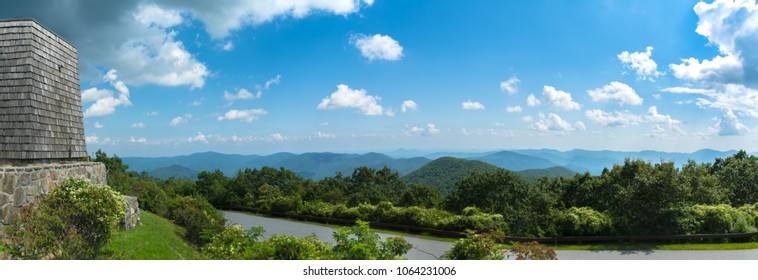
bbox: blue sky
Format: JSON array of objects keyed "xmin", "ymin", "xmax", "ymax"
[{"xmin": 4, "ymin": 0, "xmax": 758, "ymax": 156}]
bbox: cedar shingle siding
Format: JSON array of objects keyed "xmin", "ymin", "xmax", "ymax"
[{"xmin": 0, "ymin": 19, "xmax": 86, "ymax": 164}]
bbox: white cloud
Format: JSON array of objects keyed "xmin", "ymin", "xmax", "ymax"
[
  {"xmin": 521, "ymin": 115, "xmax": 533, "ymax": 122},
  {"xmin": 587, "ymin": 81, "xmax": 643, "ymax": 105},
  {"xmin": 317, "ymin": 84, "xmax": 384, "ymax": 116},
  {"xmin": 670, "ymin": 54, "xmax": 742, "ymax": 84},
  {"xmin": 170, "ymin": 114, "xmax": 193, "ymax": 126},
  {"xmin": 574, "ymin": 121, "xmax": 586, "ymax": 131},
  {"xmin": 217, "ymin": 109, "xmax": 268, "ymax": 123},
  {"xmin": 169, "ymin": 0, "xmax": 369, "ymax": 38},
  {"xmin": 499, "ymin": 76, "xmax": 520, "ymax": 94},
  {"xmin": 584, "ymin": 109, "xmax": 642, "ymax": 127},
  {"xmin": 85, "ymin": 135, "xmax": 99, "ymax": 144},
  {"xmin": 82, "ymin": 69, "xmax": 132, "ymax": 118},
  {"xmin": 129, "ymin": 136, "xmax": 147, "ymax": 144},
  {"xmin": 401, "ymin": 100, "xmax": 417, "ymax": 113},
  {"xmin": 352, "ymin": 34, "xmax": 403, "ymax": 61},
  {"xmin": 222, "ymin": 41, "xmax": 234, "ymax": 51},
  {"xmin": 189, "ymin": 99, "xmax": 203, "ymax": 106},
  {"xmin": 363, "ymin": 0, "xmax": 375, "ymax": 6},
  {"xmin": 145, "ymin": 111, "xmax": 160, "ymax": 116},
  {"xmin": 130, "ymin": 122, "xmax": 146, "ymax": 129},
  {"xmin": 645, "ymin": 106, "xmax": 682, "ymax": 127},
  {"xmin": 187, "ymin": 132, "xmax": 209, "ymax": 143},
  {"xmin": 668, "ymin": 0, "xmax": 758, "ymax": 85},
  {"xmin": 715, "ymin": 109, "xmax": 749, "ymax": 136},
  {"xmin": 134, "ymin": 4, "xmax": 183, "ymax": 28},
  {"xmin": 505, "ymin": 106, "xmax": 523, "ymax": 113},
  {"xmin": 224, "ymin": 88, "xmax": 259, "ymax": 103},
  {"xmin": 264, "ymin": 75, "xmax": 281, "ymax": 89},
  {"xmin": 674, "ymin": 84, "xmax": 758, "ymax": 118},
  {"xmin": 526, "ymin": 94, "xmax": 541, "ymax": 107},
  {"xmin": 314, "ymin": 131, "xmax": 336, "ymax": 139},
  {"xmin": 462, "ymin": 101, "xmax": 486, "ymax": 110},
  {"xmin": 617, "ymin": 46, "xmax": 664, "ymax": 81},
  {"xmin": 272, "ymin": 133, "xmax": 286, "ymax": 141},
  {"xmin": 494, "ymin": 122, "xmax": 506, "ymax": 127},
  {"xmin": 532, "ymin": 113, "xmax": 575, "ymax": 135},
  {"xmin": 543, "ymin": 85, "xmax": 581, "ymax": 111},
  {"xmin": 93, "ymin": 122, "xmax": 104, "ymax": 129},
  {"xmin": 81, "ymin": 88, "xmax": 113, "ymax": 103},
  {"xmin": 661, "ymin": 87, "xmax": 717, "ymax": 94},
  {"xmin": 408, "ymin": 123, "xmax": 440, "ymax": 136}
]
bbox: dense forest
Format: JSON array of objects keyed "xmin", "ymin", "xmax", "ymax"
[{"xmin": 101, "ymin": 149, "xmax": 758, "ymax": 238}]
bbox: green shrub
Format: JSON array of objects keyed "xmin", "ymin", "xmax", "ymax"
[
  {"xmin": 442, "ymin": 231, "xmax": 502, "ymax": 260},
  {"xmin": 2, "ymin": 179, "xmax": 125, "ymax": 259},
  {"xmin": 557, "ymin": 207, "xmax": 613, "ymax": 236},
  {"xmin": 331, "ymin": 220, "xmax": 411, "ymax": 260},
  {"xmin": 679, "ymin": 204, "xmax": 757, "ymax": 234},
  {"xmin": 202, "ymin": 225, "xmax": 264, "ymax": 260},
  {"xmin": 167, "ymin": 196, "xmax": 226, "ymax": 247}
]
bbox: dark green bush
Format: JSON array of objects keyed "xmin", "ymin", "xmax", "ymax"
[{"xmin": 167, "ymin": 196, "xmax": 225, "ymax": 247}]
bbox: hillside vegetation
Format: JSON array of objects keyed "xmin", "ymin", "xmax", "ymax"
[{"xmin": 402, "ymin": 157, "xmax": 502, "ymax": 194}]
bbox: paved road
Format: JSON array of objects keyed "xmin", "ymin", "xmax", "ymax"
[
  {"xmin": 223, "ymin": 211, "xmax": 452, "ymax": 260},
  {"xmin": 223, "ymin": 211, "xmax": 758, "ymax": 260},
  {"xmin": 557, "ymin": 249, "xmax": 758, "ymax": 260}
]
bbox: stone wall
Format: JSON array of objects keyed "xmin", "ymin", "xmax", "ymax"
[
  {"xmin": 0, "ymin": 162, "xmax": 106, "ymax": 237},
  {"xmin": 121, "ymin": 195, "xmax": 140, "ymax": 230}
]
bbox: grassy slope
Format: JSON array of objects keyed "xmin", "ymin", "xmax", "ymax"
[{"xmin": 106, "ymin": 211, "xmax": 201, "ymax": 260}]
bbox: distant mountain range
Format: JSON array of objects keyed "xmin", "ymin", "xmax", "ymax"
[{"xmin": 122, "ymin": 149, "xmax": 742, "ymax": 181}]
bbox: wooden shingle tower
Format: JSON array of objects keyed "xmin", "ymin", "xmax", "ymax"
[{"xmin": 0, "ymin": 19, "xmax": 86, "ymax": 165}]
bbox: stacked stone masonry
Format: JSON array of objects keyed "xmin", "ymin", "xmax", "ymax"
[
  {"xmin": 0, "ymin": 162, "xmax": 106, "ymax": 238},
  {"xmin": 0, "ymin": 19, "xmax": 86, "ymax": 164}
]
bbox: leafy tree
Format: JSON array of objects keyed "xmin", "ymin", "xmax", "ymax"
[
  {"xmin": 681, "ymin": 160, "xmax": 726, "ymax": 205},
  {"xmin": 556, "ymin": 207, "xmax": 612, "ymax": 236},
  {"xmin": 3, "ymin": 179, "xmax": 125, "ymax": 259},
  {"xmin": 712, "ymin": 151, "xmax": 758, "ymax": 206},
  {"xmin": 398, "ymin": 183, "xmax": 444, "ymax": 208},
  {"xmin": 442, "ymin": 231, "xmax": 503, "ymax": 260},
  {"xmin": 331, "ymin": 220, "xmax": 411, "ymax": 260}
]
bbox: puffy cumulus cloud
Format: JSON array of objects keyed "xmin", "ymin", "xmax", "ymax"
[
  {"xmin": 462, "ymin": 101, "xmax": 486, "ymax": 110},
  {"xmin": 521, "ymin": 115, "xmax": 533, "ymax": 122},
  {"xmin": 542, "ymin": 85, "xmax": 580, "ymax": 111},
  {"xmin": 505, "ymin": 106, "xmax": 522, "ymax": 113},
  {"xmin": 587, "ymin": 81, "xmax": 643, "ymax": 106},
  {"xmin": 531, "ymin": 113, "xmax": 575, "ymax": 135},
  {"xmin": 669, "ymin": 0, "xmax": 758, "ymax": 85},
  {"xmin": 645, "ymin": 106, "xmax": 682, "ymax": 127},
  {"xmin": 584, "ymin": 109, "xmax": 642, "ymax": 127},
  {"xmin": 401, "ymin": 100, "xmax": 417, "ymax": 113},
  {"xmin": 93, "ymin": 122, "xmax": 104, "ymax": 129},
  {"xmin": 499, "ymin": 76, "xmax": 520, "ymax": 94},
  {"xmin": 352, "ymin": 34, "xmax": 403, "ymax": 61},
  {"xmin": 170, "ymin": 114, "xmax": 193, "ymax": 126},
  {"xmin": 224, "ymin": 88, "xmax": 259, "ymax": 103},
  {"xmin": 81, "ymin": 88, "xmax": 113, "ymax": 103},
  {"xmin": 134, "ymin": 4, "xmax": 183, "ymax": 28},
  {"xmin": 129, "ymin": 136, "xmax": 147, "ymax": 144},
  {"xmin": 187, "ymin": 132, "xmax": 209, "ymax": 143},
  {"xmin": 408, "ymin": 123, "xmax": 441, "ymax": 136},
  {"xmin": 130, "ymin": 122, "xmax": 146, "ymax": 128},
  {"xmin": 714, "ymin": 109, "xmax": 749, "ymax": 136},
  {"xmin": 83, "ymin": 69, "xmax": 132, "ymax": 117},
  {"xmin": 85, "ymin": 135, "xmax": 99, "ymax": 144},
  {"xmin": 670, "ymin": 54, "xmax": 743, "ymax": 84},
  {"xmin": 217, "ymin": 109, "xmax": 268, "ymax": 123},
  {"xmin": 661, "ymin": 87, "xmax": 717, "ymax": 94},
  {"xmin": 618, "ymin": 46, "xmax": 665, "ymax": 81},
  {"xmin": 313, "ymin": 131, "xmax": 336, "ymax": 139},
  {"xmin": 317, "ymin": 84, "xmax": 384, "ymax": 116},
  {"xmin": 526, "ymin": 94, "xmax": 541, "ymax": 107}
]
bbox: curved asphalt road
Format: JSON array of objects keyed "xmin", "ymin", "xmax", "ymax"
[{"xmin": 223, "ymin": 211, "xmax": 758, "ymax": 260}]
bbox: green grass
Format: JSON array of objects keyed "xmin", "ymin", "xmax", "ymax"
[{"xmin": 105, "ymin": 211, "xmax": 202, "ymax": 259}]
